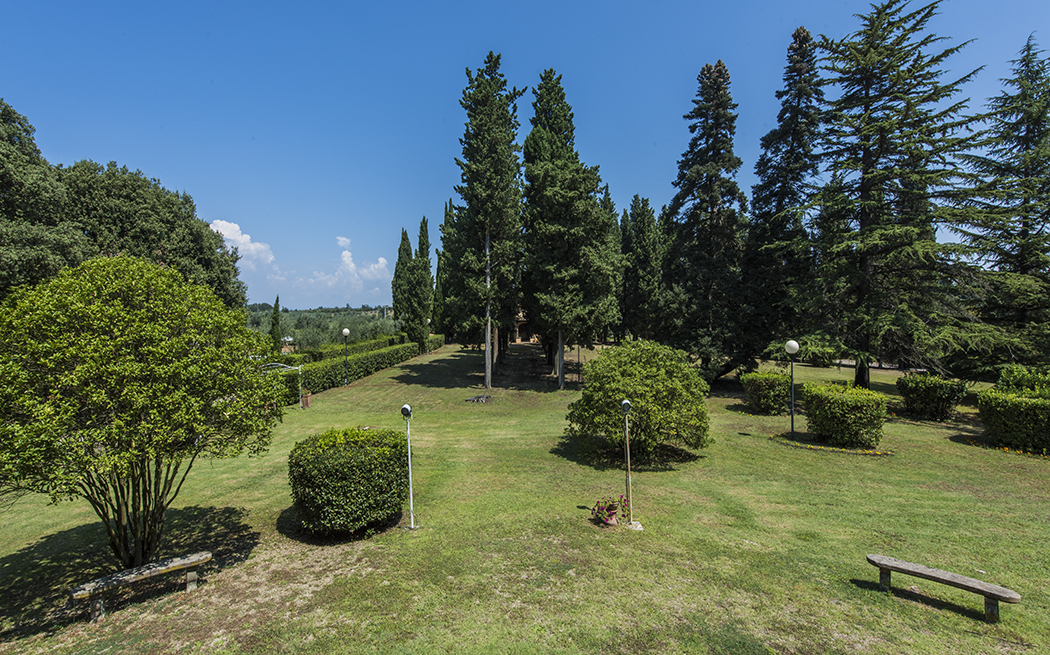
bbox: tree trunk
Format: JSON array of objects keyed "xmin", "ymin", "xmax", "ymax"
[{"xmin": 557, "ymin": 329, "xmax": 565, "ymax": 389}]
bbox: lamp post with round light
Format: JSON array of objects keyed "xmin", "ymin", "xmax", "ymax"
[
  {"xmin": 342, "ymin": 328, "xmax": 350, "ymax": 385},
  {"xmin": 622, "ymin": 399, "xmax": 643, "ymax": 530},
  {"xmin": 401, "ymin": 404, "xmax": 417, "ymax": 529},
  {"xmin": 785, "ymin": 340, "xmax": 799, "ymax": 435}
]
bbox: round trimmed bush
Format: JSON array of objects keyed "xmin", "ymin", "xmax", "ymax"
[
  {"xmin": 740, "ymin": 371, "xmax": 791, "ymax": 415},
  {"xmin": 288, "ymin": 427, "xmax": 408, "ymax": 535},
  {"xmin": 801, "ymin": 382, "xmax": 887, "ymax": 449},
  {"xmin": 566, "ymin": 340, "xmax": 711, "ymax": 460},
  {"xmin": 895, "ymin": 373, "xmax": 966, "ymax": 420}
]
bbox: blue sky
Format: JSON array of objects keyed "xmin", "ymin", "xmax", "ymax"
[{"xmin": 5, "ymin": 1, "xmax": 1046, "ymax": 308}]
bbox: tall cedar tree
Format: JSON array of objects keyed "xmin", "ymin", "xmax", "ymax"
[
  {"xmin": 742, "ymin": 27, "xmax": 823, "ymax": 357},
  {"xmin": 662, "ymin": 60, "xmax": 749, "ymax": 379},
  {"xmin": 434, "ymin": 200, "xmax": 455, "ymax": 337},
  {"xmin": 955, "ymin": 35, "xmax": 1050, "ymax": 372},
  {"xmin": 599, "ymin": 186, "xmax": 622, "ymax": 343},
  {"xmin": 446, "ymin": 52, "xmax": 524, "ymax": 389},
  {"xmin": 817, "ymin": 0, "xmax": 982, "ymax": 387},
  {"xmin": 391, "ymin": 228, "xmax": 413, "ymax": 325},
  {"xmin": 522, "ymin": 69, "xmax": 620, "ymax": 388},
  {"xmin": 622, "ymin": 195, "xmax": 664, "ymax": 340}
]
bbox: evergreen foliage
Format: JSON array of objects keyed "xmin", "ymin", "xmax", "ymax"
[
  {"xmin": 270, "ymin": 295, "xmax": 283, "ymax": 353},
  {"xmin": 815, "ymin": 0, "xmax": 983, "ymax": 387},
  {"xmin": 445, "ymin": 52, "xmax": 525, "ymax": 388},
  {"xmin": 895, "ymin": 373, "xmax": 967, "ymax": 420},
  {"xmin": 621, "ymin": 195, "xmax": 663, "ymax": 340},
  {"xmin": 801, "ymin": 382, "xmax": 887, "ymax": 448},
  {"xmin": 391, "ymin": 228, "xmax": 413, "ymax": 324},
  {"xmin": 522, "ymin": 69, "xmax": 620, "ymax": 388},
  {"xmin": 740, "ymin": 370, "xmax": 792, "ymax": 415},
  {"xmin": 662, "ymin": 60, "xmax": 748, "ymax": 380}
]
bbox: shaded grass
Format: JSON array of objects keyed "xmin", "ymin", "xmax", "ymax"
[{"xmin": 0, "ymin": 344, "xmax": 1047, "ymax": 653}]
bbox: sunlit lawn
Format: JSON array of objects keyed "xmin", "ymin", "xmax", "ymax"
[{"xmin": 0, "ymin": 343, "xmax": 1047, "ymax": 654}]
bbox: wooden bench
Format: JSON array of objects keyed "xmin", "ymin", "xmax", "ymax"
[
  {"xmin": 867, "ymin": 554, "xmax": 1020, "ymax": 622},
  {"xmin": 70, "ymin": 551, "xmax": 212, "ymax": 622}
]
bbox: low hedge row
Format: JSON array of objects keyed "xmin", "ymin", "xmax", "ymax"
[
  {"xmin": 282, "ymin": 333, "xmax": 408, "ymax": 365},
  {"xmin": 740, "ymin": 371, "xmax": 791, "ymax": 415},
  {"xmin": 288, "ymin": 427, "xmax": 408, "ymax": 535},
  {"xmin": 279, "ymin": 334, "xmax": 443, "ymax": 403},
  {"xmin": 801, "ymin": 382, "xmax": 887, "ymax": 449},
  {"xmin": 895, "ymin": 373, "xmax": 967, "ymax": 421},
  {"xmin": 979, "ymin": 365, "xmax": 1050, "ymax": 452}
]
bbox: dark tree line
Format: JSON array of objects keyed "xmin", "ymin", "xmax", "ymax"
[{"xmin": 429, "ymin": 0, "xmax": 1050, "ymax": 387}]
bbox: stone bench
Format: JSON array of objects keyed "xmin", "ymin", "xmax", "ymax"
[
  {"xmin": 70, "ymin": 551, "xmax": 212, "ymax": 622},
  {"xmin": 866, "ymin": 553, "xmax": 1020, "ymax": 622}
]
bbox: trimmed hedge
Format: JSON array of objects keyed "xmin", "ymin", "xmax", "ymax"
[
  {"xmin": 279, "ymin": 334, "xmax": 443, "ymax": 404},
  {"xmin": 740, "ymin": 371, "xmax": 791, "ymax": 415},
  {"xmin": 895, "ymin": 373, "xmax": 967, "ymax": 420},
  {"xmin": 801, "ymin": 382, "xmax": 887, "ymax": 449},
  {"xmin": 288, "ymin": 428, "xmax": 408, "ymax": 535},
  {"xmin": 282, "ymin": 333, "xmax": 408, "ymax": 365},
  {"xmin": 978, "ymin": 366, "xmax": 1050, "ymax": 452}
]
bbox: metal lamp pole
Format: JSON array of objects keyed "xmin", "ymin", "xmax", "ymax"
[
  {"xmin": 342, "ymin": 328, "xmax": 350, "ymax": 385},
  {"xmin": 401, "ymin": 404, "xmax": 416, "ymax": 529},
  {"xmin": 622, "ymin": 399, "xmax": 642, "ymax": 530},
  {"xmin": 785, "ymin": 340, "xmax": 799, "ymax": 435}
]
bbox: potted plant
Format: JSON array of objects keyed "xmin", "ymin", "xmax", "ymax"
[{"xmin": 591, "ymin": 495, "xmax": 625, "ymax": 526}]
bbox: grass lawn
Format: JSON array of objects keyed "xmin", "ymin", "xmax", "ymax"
[{"xmin": 1, "ymin": 343, "xmax": 1047, "ymax": 654}]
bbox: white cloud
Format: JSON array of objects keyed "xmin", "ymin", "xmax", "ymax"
[
  {"xmin": 211, "ymin": 220, "xmax": 275, "ymax": 273},
  {"xmin": 300, "ymin": 242, "xmax": 390, "ymax": 295},
  {"xmin": 336, "ymin": 235, "xmax": 351, "ymax": 248}
]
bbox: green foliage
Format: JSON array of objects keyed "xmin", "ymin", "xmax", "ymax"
[
  {"xmin": 978, "ymin": 365, "xmax": 1050, "ymax": 452},
  {"xmin": 662, "ymin": 60, "xmax": 748, "ymax": 379},
  {"xmin": 895, "ymin": 373, "xmax": 967, "ymax": 420},
  {"xmin": 740, "ymin": 371, "xmax": 791, "ymax": 415},
  {"xmin": 0, "ymin": 256, "xmax": 282, "ymax": 567},
  {"xmin": 566, "ymin": 340, "xmax": 712, "ymax": 461},
  {"xmin": 283, "ymin": 333, "xmax": 407, "ymax": 366},
  {"xmin": 278, "ymin": 335, "xmax": 443, "ymax": 402},
  {"xmin": 621, "ymin": 195, "xmax": 663, "ymax": 341},
  {"xmin": 801, "ymin": 382, "xmax": 886, "ymax": 448},
  {"xmin": 270, "ymin": 295, "xmax": 283, "ymax": 353},
  {"xmin": 288, "ymin": 428, "xmax": 408, "ymax": 536}
]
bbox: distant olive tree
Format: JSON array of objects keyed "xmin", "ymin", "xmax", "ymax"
[{"xmin": 0, "ymin": 257, "xmax": 284, "ymax": 568}]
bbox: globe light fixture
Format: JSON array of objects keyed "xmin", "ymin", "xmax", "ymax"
[{"xmin": 342, "ymin": 328, "xmax": 350, "ymax": 385}]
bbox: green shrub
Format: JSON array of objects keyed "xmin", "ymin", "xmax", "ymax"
[
  {"xmin": 978, "ymin": 366, "xmax": 1050, "ymax": 452},
  {"xmin": 566, "ymin": 340, "xmax": 711, "ymax": 461},
  {"xmin": 740, "ymin": 371, "xmax": 791, "ymax": 415},
  {"xmin": 288, "ymin": 428, "xmax": 408, "ymax": 535},
  {"xmin": 895, "ymin": 373, "xmax": 967, "ymax": 420},
  {"xmin": 801, "ymin": 382, "xmax": 887, "ymax": 449}
]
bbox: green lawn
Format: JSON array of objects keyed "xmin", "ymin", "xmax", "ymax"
[{"xmin": 1, "ymin": 343, "xmax": 1047, "ymax": 654}]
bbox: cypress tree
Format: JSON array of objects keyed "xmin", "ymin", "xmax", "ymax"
[
  {"xmin": 622, "ymin": 195, "xmax": 663, "ymax": 341},
  {"xmin": 391, "ymin": 228, "xmax": 413, "ymax": 326},
  {"xmin": 270, "ymin": 295, "xmax": 282, "ymax": 353}
]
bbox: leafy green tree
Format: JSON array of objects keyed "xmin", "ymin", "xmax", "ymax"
[
  {"xmin": 565, "ymin": 340, "xmax": 712, "ymax": 461},
  {"xmin": 445, "ymin": 52, "xmax": 525, "ymax": 388},
  {"xmin": 662, "ymin": 60, "xmax": 749, "ymax": 379},
  {"xmin": 742, "ymin": 27, "xmax": 823, "ymax": 355},
  {"xmin": 522, "ymin": 69, "xmax": 620, "ymax": 388},
  {"xmin": 406, "ymin": 218, "xmax": 435, "ymax": 353},
  {"xmin": 621, "ymin": 195, "xmax": 663, "ymax": 340},
  {"xmin": 954, "ymin": 35, "xmax": 1050, "ymax": 372},
  {"xmin": 270, "ymin": 295, "xmax": 283, "ymax": 353},
  {"xmin": 816, "ymin": 0, "xmax": 983, "ymax": 387},
  {"xmin": 0, "ymin": 257, "xmax": 283, "ymax": 568}
]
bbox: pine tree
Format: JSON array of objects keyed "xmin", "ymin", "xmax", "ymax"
[
  {"xmin": 622, "ymin": 195, "xmax": 663, "ymax": 340},
  {"xmin": 662, "ymin": 60, "xmax": 748, "ymax": 379},
  {"xmin": 955, "ymin": 35, "xmax": 1050, "ymax": 371},
  {"xmin": 741, "ymin": 27, "xmax": 822, "ymax": 356},
  {"xmin": 522, "ymin": 69, "xmax": 620, "ymax": 388},
  {"xmin": 446, "ymin": 52, "xmax": 524, "ymax": 389},
  {"xmin": 817, "ymin": 0, "xmax": 982, "ymax": 387}
]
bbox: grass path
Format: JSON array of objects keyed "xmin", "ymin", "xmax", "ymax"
[{"xmin": 1, "ymin": 343, "xmax": 1047, "ymax": 653}]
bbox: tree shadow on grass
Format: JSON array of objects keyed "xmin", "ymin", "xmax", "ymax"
[
  {"xmin": 550, "ymin": 435, "xmax": 704, "ymax": 472},
  {"xmin": 0, "ymin": 505, "xmax": 258, "ymax": 642},
  {"xmin": 850, "ymin": 578, "xmax": 986, "ymax": 622},
  {"xmin": 392, "ymin": 343, "xmax": 579, "ymax": 394}
]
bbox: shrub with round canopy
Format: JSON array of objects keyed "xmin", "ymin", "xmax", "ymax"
[
  {"xmin": 566, "ymin": 339, "xmax": 712, "ymax": 460},
  {"xmin": 0, "ymin": 256, "xmax": 283, "ymax": 568}
]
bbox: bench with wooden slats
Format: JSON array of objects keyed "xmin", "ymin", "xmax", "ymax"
[
  {"xmin": 866, "ymin": 554, "xmax": 1020, "ymax": 622},
  {"xmin": 70, "ymin": 551, "xmax": 212, "ymax": 622}
]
